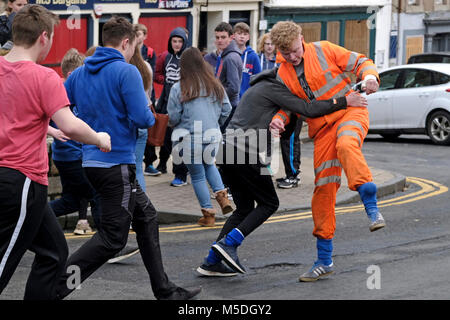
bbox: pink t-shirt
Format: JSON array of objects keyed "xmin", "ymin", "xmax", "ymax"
[{"xmin": 0, "ymin": 56, "xmax": 70, "ymax": 186}]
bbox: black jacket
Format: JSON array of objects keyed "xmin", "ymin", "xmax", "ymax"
[{"xmin": 156, "ymin": 27, "xmax": 188, "ymax": 114}]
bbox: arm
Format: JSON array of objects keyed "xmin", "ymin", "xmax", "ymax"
[
  {"xmin": 154, "ymin": 51, "xmax": 167, "ymax": 85},
  {"xmin": 166, "ymin": 84, "xmax": 183, "ymax": 127},
  {"xmin": 121, "ymin": 66, "xmax": 155, "ymax": 129},
  {"xmin": 47, "ymin": 125, "xmax": 70, "ymax": 142},
  {"xmin": 218, "ymin": 90, "xmax": 232, "ymax": 127},
  {"xmin": 327, "ymin": 41, "xmax": 379, "ymax": 94},
  {"xmin": 269, "ymin": 81, "xmax": 348, "ymax": 119},
  {"xmin": 51, "ymin": 107, "xmax": 110, "ymax": 152},
  {"xmin": 223, "ymin": 57, "xmax": 242, "ymax": 99}
]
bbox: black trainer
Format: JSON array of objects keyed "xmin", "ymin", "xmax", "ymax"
[
  {"xmin": 197, "ymin": 259, "xmax": 238, "ymax": 277},
  {"xmin": 277, "ymin": 177, "xmax": 300, "ymax": 189},
  {"xmin": 159, "ymin": 287, "xmax": 202, "ymax": 300}
]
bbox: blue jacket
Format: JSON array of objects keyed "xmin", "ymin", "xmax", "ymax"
[
  {"xmin": 167, "ymin": 82, "xmax": 231, "ymax": 144},
  {"xmin": 239, "ymin": 46, "xmax": 261, "ymax": 98},
  {"xmin": 64, "ymin": 47, "xmax": 155, "ymax": 166}
]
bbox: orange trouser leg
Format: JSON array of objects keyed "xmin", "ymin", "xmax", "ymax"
[
  {"xmin": 311, "ymin": 108, "xmax": 372, "ymax": 239},
  {"xmin": 335, "ymin": 107, "xmax": 372, "ymax": 191}
]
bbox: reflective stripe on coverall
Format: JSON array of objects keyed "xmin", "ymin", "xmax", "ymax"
[{"xmin": 274, "ymin": 40, "xmax": 379, "ymax": 240}]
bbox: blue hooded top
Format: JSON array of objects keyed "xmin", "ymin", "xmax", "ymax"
[
  {"xmin": 239, "ymin": 46, "xmax": 261, "ymax": 98},
  {"xmin": 64, "ymin": 46, "xmax": 155, "ymax": 167}
]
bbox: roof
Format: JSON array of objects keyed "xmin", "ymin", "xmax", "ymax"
[{"xmin": 382, "ymin": 63, "xmax": 450, "ymax": 75}]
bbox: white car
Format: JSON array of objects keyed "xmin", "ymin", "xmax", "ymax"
[{"xmin": 365, "ymin": 63, "xmax": 450, "ymax": 145}]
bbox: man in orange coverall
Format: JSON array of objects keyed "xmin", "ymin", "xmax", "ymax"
[{"xmin": 269, "ymin": 21, "xmax": 385, "ymax": 282}]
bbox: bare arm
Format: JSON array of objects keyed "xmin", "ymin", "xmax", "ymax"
[{"xmin": 51, "ymin": 107, "xmax": 111, "ymax": 152}]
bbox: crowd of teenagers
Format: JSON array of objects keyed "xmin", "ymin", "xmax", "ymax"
[{"xmin": 0, "ymin": 3, "xmax": 386, "ymax": 300}]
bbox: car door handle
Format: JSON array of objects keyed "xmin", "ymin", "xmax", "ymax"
[
  {"xmin": 419, "ymin": 93, "xmax": 430, "ymax": 98},
  {"xmin": 378, "ymin": 96, "xmax": 389, "ymax": 101}
]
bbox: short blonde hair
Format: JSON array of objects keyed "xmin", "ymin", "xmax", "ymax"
[
  {"xmin": 270, "ymin": 21, "xmax": 302, "ymax": 52},
  {"xmin": 233, "ymin": 22, "xmax": 250, "ymax": 34},
  {"xmin": 61, "ymin": 48, "xmax": 85, "ymax": 78}
]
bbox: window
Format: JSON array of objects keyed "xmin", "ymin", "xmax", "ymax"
[
  {"xmin": 379, "ymin": 70, "xmax": 401, "ymax": 91},
  {"xmin": 401, "ymin": 69, "xmax": 432, "ymax": 89},
  {"xmin": 433, "ymin": 71, "xmax": 450, "ymax": 85}
]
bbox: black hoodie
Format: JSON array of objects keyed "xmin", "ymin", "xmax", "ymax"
[{"xmin": 156, "ymin": 27, "xmax": 188, "ymax": 113}]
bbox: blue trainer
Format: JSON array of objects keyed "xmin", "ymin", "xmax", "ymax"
[
  {"xmin": 299, "ymin": 261, "xmax": 335, "ymax": 282},
  {"xmin": 212, "ymin": 238, "xmax": 246, "ymax": 274},
  {"xmin": 170, "ymin": 178, "xmax": 187, "ymax": 187},
  {"xmin": 144, "ymin": 165, "xmax": 161, "ymax": 176}
]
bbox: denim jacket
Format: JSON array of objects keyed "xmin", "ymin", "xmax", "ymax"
[{"xmin": 167, "ymin": 82, "xmax": 231, "ymax": 144}]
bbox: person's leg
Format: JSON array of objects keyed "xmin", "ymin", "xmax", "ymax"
[
  {"xmin": 0, "ymin": 168, "xmax": 49, "ymax": 295},
  {"xmin": 56, "ymin": 165, "xmax": 132, "ymax": 299},
  {"xmin": 211, "ymin": 163, "xmax": 279, "ymax": 274},
  {"xmin": 131, "ymin": 178, "xmax": 200, "ymax": 299},
  {"xmin": 135, "ymin": 129, "xmax": 148, "ymax": 193},
  {"xmin": 24, "ymin": 204, "xmax": 68, "ymax": 300},
  {"xmin": 50, "ymin": 160, "xmax": 83, "ymax": 216}
]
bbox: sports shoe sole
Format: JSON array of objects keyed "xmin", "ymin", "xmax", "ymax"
[
  {"xmin": 369, "ymin": 222, "xmax": 386, "ymax": 232},
  {"xmin": 144, "ymin": 171, "xmax": 161, "ymax": 176},
  {"xmin": 171, "ymin": 182, "xmax": 188, "ymax": 187},
  {"xmin": 211, "ymin": 244, "xmax": 246, "ymax": 274},
  {"xmin": 107, "ymin": 249, "xmax": 140, "ymax": 264},
  {"xmin": 277, "ymin": 183, "xmax": 299, "ymax": 189},
  {"xmin": 299, "ymin": 270, "xmax": 334, "ymax": 282},
  {"xmin": 73, "ymin": 230, "xmax": 92, "ymax": 235},
  {"xmin": 196, "ymin": 266, "xmax": 237, "ymax": 277}
]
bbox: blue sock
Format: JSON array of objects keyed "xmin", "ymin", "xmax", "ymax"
[
  {"xmin": 357, "ymin": 182, "xmax": 379, "ymax": 218},
  {"xmin": 224, "ymin": 228, "xmax": 244, "ymax": 247},
  {"xmin": 206, "ymin": 243, "xmax": 221, "ymax": 265},
  {"xmin": 316, "ymin": 238, "xmax": 333, "ymax": 266}
]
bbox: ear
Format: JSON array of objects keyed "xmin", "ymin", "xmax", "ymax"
[{"xmin": 121, "ymin": 38, "xmax": 130, "ymax": 50}]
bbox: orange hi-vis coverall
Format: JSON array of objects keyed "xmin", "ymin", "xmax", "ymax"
[{"xmin": 273, "ymin": 41, "xmax": 379, "ymax": 240}]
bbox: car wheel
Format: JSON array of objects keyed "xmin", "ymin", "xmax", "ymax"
[
  {"xmin": 380, "ymin": 133, "xmax": 401, "ymax": 140},
  {"xmin": 427, "ymin": 110, "xmax": 450, "ymax": 145}
]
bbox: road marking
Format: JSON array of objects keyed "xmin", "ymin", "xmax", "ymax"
[{"xmin": 64, "ymin": 177, "xmax": 447, "ymax": 239}]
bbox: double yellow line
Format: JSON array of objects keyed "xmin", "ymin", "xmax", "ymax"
[{"xmin": 65, "ymin": 177, "xmax": 447, "ymax": 239}]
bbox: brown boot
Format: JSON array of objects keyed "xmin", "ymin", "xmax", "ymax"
[
  {"xmin": 215, "ymin": 189, "xmax": 233, "ymax": 215},
  {"xmin": 198, "ymin": 208, "xmax": 216, "ymax": 227}
]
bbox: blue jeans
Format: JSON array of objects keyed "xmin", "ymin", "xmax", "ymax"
[
  {"xmin": 184, "ymin": 143, "xmax": 225, "ymax": 209},
  {"xmin": 135, "ymin": 129, "xmax": 148, "ymax": 192}
]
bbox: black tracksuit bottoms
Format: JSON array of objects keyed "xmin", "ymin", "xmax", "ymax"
[
  {"xmin": 56, "ymin": 164, "xmax": 178, "ymax": 299},
  {"xmin": 217, "ymin": 162, "xmax": 280, "ymax": 241},
  {"xmin": 0, "ymin": 167, "xmax": 68, "ymax": 300}
]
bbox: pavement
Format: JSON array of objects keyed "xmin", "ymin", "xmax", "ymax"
[{"xmin": 57, "ymin": 128, "xmax": 406, "ymax": 230}]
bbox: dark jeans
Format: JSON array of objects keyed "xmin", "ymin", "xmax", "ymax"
[
  {"xmin": 280, "ymin": 117, "xmax": 303, "ymax": 178},
  {"xmin": 217, "ymin": 161, "xmax": 279, "ymax": 240},
  {"xmin": 0, "ymin": 167, "xmax": 68, "ymax": 300},
  {"xmin": 50, "ymin": 160, "xmax": 100, "ymax": 227},
  {"xmin": 147, "ymin": 127, "xmax": 188, "ymax": 180},
  {"xmin": 56, "ymin": 164, "xmax": 178, "ymax": 299}
]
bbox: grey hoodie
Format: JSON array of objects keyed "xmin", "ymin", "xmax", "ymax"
[
  {"xmin": 216, "ymin": 40, "xmax": 243, "ymax": 108},
  {"xmin": 223, "ymin": 68, "xmax": 347, "ymax": 164}
]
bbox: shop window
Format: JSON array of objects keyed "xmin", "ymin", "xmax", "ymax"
[{"xmin": 299, "ymin": 22, "xmax": 321, "ymax": 43}]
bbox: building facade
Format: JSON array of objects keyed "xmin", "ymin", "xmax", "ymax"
[
  {"xmin": 391, "ymin": 0, "xmax": 450, "ymax": 66},
  {"xmin": 261, "ymin": 0, "xmax": 392, "ymax": 71}
]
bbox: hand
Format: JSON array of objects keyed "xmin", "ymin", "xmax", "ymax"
[
  {"xmin": 269, "ymin": 118, "xmax": 286, "ymax": 138},
  {"xmin": 346, "ymin": 92, "xmax": 368, "ymax": 108},
  {"xmin": 96, "ymin": 132, "xmax": 111, "ymax": 152},
  {"xmin": 365, "ymin": 79, "xmax": 379, "ymax": 95},
  {"xmin": 53, "ymin": 129, "xmax": 71, "ymax": 142}
]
